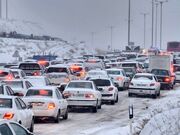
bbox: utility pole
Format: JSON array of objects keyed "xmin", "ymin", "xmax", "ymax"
[
  {"xmin": 155, "ymin": 3, "xmax": 159, "ymax": 48},
  {"xmin": 156, "ymin": 0, "xmax": 168, "ymax": 50},
  {"xmin": 6, "ymin": 0, "xmax": 8, "ymax": 19},
  {"xmin": 151, "ymin": 0, "xmax": 154, "ymax": 48},
  {"xmin": 128, "ymin": 0, "xmax": 131, "ymax": 46},
  {"xmin": 0, "ymin": 0, "xmax": 1, "ymax": 19},
  {"xmin": 141, "ymin": 13, "xmax": 149, "ymax": 49},
  {"xmin": 110, "ymin": 26, "xmax": 114, "ymax": 51}
]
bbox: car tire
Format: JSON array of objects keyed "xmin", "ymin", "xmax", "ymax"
[
  {"xmin": 92, "ymin": 102, "xmax": 98, "ymax": 113},
  {"xmin": 98, "ymin": 100, "xmax": 102, "ymax": 109},
  {"xmin": 110, "ymin": 100, "xmax": 115, "ymax": 105},
  {"xmin": 29, "ymin": 118, "xmax": 34, "ymax": 133},
  {"xmin": 63, "ymin": 109, "xmax": 68, "ymax": 120},
  {"xmin": 157, "ymin": 91, "xmax": 160, "ymax": 97},
  {"xmin": 152, "ymin": 93, "xmax": 157, "ymax": 99},
  {"xmin": 128, "ymin": 93, "xmax": 132, "ymax": 97},
  {"xmin": 54, "ymin": 110, "xmax": 60, "ymax": 123},
  {"xmin": 115, "ymin": 95, "xmax": 118, "ymax": 103}
]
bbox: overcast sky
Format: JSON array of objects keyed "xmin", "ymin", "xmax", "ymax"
[{"xmin": 2, "ymin": 0, "xmax": 180, "ymax": 50}]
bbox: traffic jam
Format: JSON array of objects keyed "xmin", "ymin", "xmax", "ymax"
[{"xmin": 0, "ymin": 49, "xmax": 179, "ymax": 135}]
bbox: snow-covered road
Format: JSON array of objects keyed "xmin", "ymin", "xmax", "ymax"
[{"xmin": 34, "ymin": 89, "xmax": 171, "ymax": 135}]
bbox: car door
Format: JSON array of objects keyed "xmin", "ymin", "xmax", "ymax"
[{"xmin": 14, "ymin": 98, "xmax": 27, "ymax": 128}]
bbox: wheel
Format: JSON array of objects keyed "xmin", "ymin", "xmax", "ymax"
[
  {"xmin": 92, "ymin": 102, "xmax": 98, "ymax": 113},
  {"xmin": 157, "ymin": 91, "xmax": 160, "ymax": 97},
  {"xmin": 110, "ymin": 100, "xmax": 115, "ymax": 105},
  {"xmin": 115, "ymin": 95, "xmax": 118, "ymax": 103},
  {"xmin": 128, "ymin": 93, "xmax": 132, "ymax": 97},
  {"xmin": 152, "ymin": 93, "xmax": 157, "ymax": 99},
  {"xmin": 29, "ymin": 118, "xmax": 34, "ymax": 132},
  {"xmin": 54, "ymin": 110, "xmax": 60, "ymax": 123},
  {"xmin": 63, "ymin": 109, "xmax": 68, "ymax": 120},
  {"xmin": 98, "ymin": 100, "xmax": 102, "ymax": 109},
  {"xmin": 171, "ymin": 84, "xmax": 174, "ymax": 89}
]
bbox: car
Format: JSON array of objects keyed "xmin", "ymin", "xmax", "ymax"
[
  {"xmin": 121, "ymin": 67, "xmax": 137, "ymax": 80},
  {"xmin": 128, "ymin": 73, "xmax": 161, "ymax": 98},
  {"xmin": 2, "ymin": 79, "xmax": 33, "ymax": 96},
  {"xmin": 106, "ymin": 68, "xmax": 130, "ymax": 91},
  {"xmin": 0, "ymin": 96, "xmax": 34, "ymax": 132},
  {"xmin": 0, "ymin": 119, "xmax": 33, "ymax": 135},
  {"xmin": 173, "ymin": 64, "xmax": 180, "ymax": 83},
  {"xmin": 0, "ymin": 84, "xmax": 15, "ymax": 96},
  {"xmin": 10, "ymin": 69, "xmax": 26, "ymax": 79},
  {"xmin": 69, "ymin": 64, "xmax": 86, "ymax": 79},
  {"xmin": 23, "ymin": 86, "xmax": 68, "ymax": 123},
  {"xmin": 84, "ymin": 58, "xmax": 105, "ymax": 71},
  {"xmin": 0, "ymin": 68, "xmax": 15, "ymax": 82},
  {"xmin": 90, "ymin": 78, "xmax": 118, "ymax": 105},
  {"xmin": 63, "ymin": 80, "xmax": 102, "ymax": 113},
  {"xmin": 45, "ymin": 64, "xmax": 72, "ymax": 85},
  {"xmin": 57, "ymin": 83, "xmax": 67, "ymax": 93},
  {"xmin": 85, "ymin": 69, "xmax": 109, "ymax": 80},
  {"xmin": 25, "ymin": 76, "xmax": 51, "ymax": 87},
  {"xmin": 151, "ymin": 69, "xmax": 175, "ymax": 89},
  {"xmin": 18, "ymin": 62, "xmax": 44, "ymax": 76}
]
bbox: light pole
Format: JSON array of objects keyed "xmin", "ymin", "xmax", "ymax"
[
  {"xmin": 155, "ymin": 3, "xmax": 159, "ymax": 48},
  {"xmin": 141, "ymin": 13, "xmax": 149, "ymax": 49},
  {"xmin": 6, "ymin": 0, "xmax": 8, "ymax": 19},
  {"xmin": 156, "ymin": 0, "xmax": 168, "ymax": 50},
  {"xmin": 128, "ymin": 0, "xmax": 131, "ymax": 46},
  {"xmin": 151, "ymin": 0, "xmax": 155, "ymax": 48},
  {"xmin": 110, "ymin": 26, "xmax": 114, "ymax": 51}
]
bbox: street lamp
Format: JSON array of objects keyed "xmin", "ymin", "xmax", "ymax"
[
  {"xmin": 141, "ymin": 13, "xmax": 149, "ymax": 49},
  {"xmin": 155, "ymin": 3, "xmax": 159, "ymax": 48},
  {"xmin": 156, "ymin": 0, "xmax": 168, "ymax": 50},
  {"xmin": 128, "ymin": 0, "xmax": 131, "ymax": 46}
]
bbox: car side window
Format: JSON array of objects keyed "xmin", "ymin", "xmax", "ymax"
[
  {"xmin": 0, "ymin": 124, "xmax": 13, "ymax": 135},
  {"xmin": 25, "ymin": 81, "xmax": 32, "ymax": 89},
  {"xmin": 122, "ymin": 71, "xmax": 126, "ymax": 77},
  {"xmin": 17, "ymin": 98, "xmax": 27, "ymax": 109},
  {"xmin": 15, "ymin": 98, "xmax": 23, "ymax": 110},
  {"xmin": 10, "ymin": 123, "xmax": 29, "ymax": 135},
  {"xmin": 55, "ymin": 89, "xmax": 62, "ymax": 99},
  {"xmin": 21, "ymin": 71, "xmax": 26, "ymax": 78},
  {"xmin": 6, "ymin": 86, "xmax": 14, "ymax": 95},
  {"xmin": 154, "ymin": 76, "xmax": 158, "ymax": 82}
]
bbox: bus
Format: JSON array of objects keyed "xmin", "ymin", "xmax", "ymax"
[{"xmin": 167, "ymin": 42, "xmax": 180, "ymax": 52}]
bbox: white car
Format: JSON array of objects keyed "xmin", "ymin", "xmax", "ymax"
[
  {"xmin": 174, "ymin": 64, "xmax": 180, "ymax": 83},
  {"xmin": 85, "ymin": 69, "xmax": 109, "ymax": 80},
  {"xmin": 23, "ymin": 86, "xmax": 68, "ymax": 123},
  {"xmin": 0, "ymin": 96, "xmax": 34, "ymax": 132},
  {"xmin": 0, "ymin": 84, "xmax": 15, "ymax": 96},
  {"xmin": 45, "ymin": 64, "xmax": 72, "ymax": 85},
  {"xmin": 63, "ymin": 80, "xmax": 102, "ymax": 113},
  {"xmin": 25, "ymin": 76, "xmax": 51, "ymax": 87},
  {"xmin": 0, "ymin": 68, "xmax": 15, "ymax": 81},
  {"xmin": 106, "ymin": 68, "xmax": 130, "ymax": 90},
  {"xmin": 0, "ymin": 120, "xmax": 33, "ymax": 135},
  {"xmin": 3, "ymin": 79, "xmax": 33, "ymax": 96},
  {"xmin": 128, "ymin": 73, "xmax": 161, "ymax": 98},
  {"xmin": 90, "ymin": 78, "xmax": 118, "ymax": 105},
  {"xmin": 10, "ymin": 69, "xmax": 26, "ymax": 79}
]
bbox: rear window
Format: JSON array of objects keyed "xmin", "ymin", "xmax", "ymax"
[
  {"xmin": 122, "ymin": 63, "xmax": 137, "ymax": 68},
  {"xmin": 67, "ymin": 82, "xmax": 93, "ymax": 89},
  {"xmin": 4, "ymin": 81, "xmax": 24, "ymax": 89},
  {"xmin": 134, "ymin": 75, "xmax": 153, "ymax": 80},
  {"xmin": 107, "ymin": 70, "xmax": 121, "ymax": 75},
  {"xmin": 46, "ymin": 67, "xmax": 68, "ymax": 73},
  {"xmin": 0, "ymin": 98, "xmax": 12, "ymax": 108},
  {"xmin": 26, "ymin": 89, "xmax": 53, "ymax": 97},
  {"xmin": 91, "ymin": 79, "xmax": 111, "ymax": 86},
  {"xmin": 19, "ymin": 63, "xmax": 40, "ymax": 70},
  {"xmin": 0, "ymin": 71, "xmax": 8, "ymax": 77},
  {"xmin": 151, "ymin": 69, "xmax": 169, "ymax": 76}
]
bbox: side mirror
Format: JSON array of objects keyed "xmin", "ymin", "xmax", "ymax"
[{"xmin": 27, "ymin": 104, "xmax": 33, "ymax": 109}]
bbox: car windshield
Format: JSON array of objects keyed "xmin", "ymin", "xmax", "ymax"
[
  {"xmin": 107, "ymin": 70, "xmax": 121, "ymax": 75},
  {"xmin": 0, "ymin": 98, "xmax": 12, "ymax": 108},
  {"xmin": 26, "ymin": 89, "xmax": 53, "ymax": 97},
  {"xmin": 19, "ymin": 63, "xmax": 40, "ymax": 70},
  {"xmin": 134, "ymin": 75, "xmax": 153, "ymax": 80},
  {"xmin": 4, "ymin": 81, "xmax": 24, "ymax": 89},
  {"xmin": 67, "ymin": 82, "xmax": 93, "ymax": 89},
  {"xmin": 151, "ymin": 69, "xmax": 169, "ymax": 76},
  {"xmin": 91, "ymin": 79, "xmax": 111, "ymax": 86},
  {"xmin": 46, "ymin": 67, "xmax": 68, "ymax": 73}
]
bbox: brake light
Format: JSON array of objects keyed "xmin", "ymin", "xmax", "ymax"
[
  {"xmin": 6, "ymin": 75, "xmax": 13, "ymax": 80},
  {"xmin": 164, "ymin": 77, "xmax": 171, "ymax": 82},
  {"xmin": 116, "ymin": 77, "xmax": 123, "ymax": 81},
  {"xmin": 85, "ymin": 93, "xmax": 95, "ymax": 98},
  {"xmin": 108, "ymin": 87, "xmax": 114, "ymax": 91},
  {"xmin": 33, "ymin": 71, "xmax": 40, "ymax": 76},
  {"xmin": 48, "ymin": 103, "xmax": 55, "ymax": 110},
  {"xmin": 150, "ymin": 83, "xmax": 155, "ymax": 86},
  {"xmin": 3, "ymin": 112, "xmax": 14, "ymax": 120}
]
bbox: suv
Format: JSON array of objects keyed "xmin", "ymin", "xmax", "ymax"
[{"xmin": 151, "ymin": 69, "xmax": 175, "ymax": 89}]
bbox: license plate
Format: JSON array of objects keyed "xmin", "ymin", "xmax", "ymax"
[
  {"xmin": 137, "ymin": 84, "xmax": 147, "ymax": 86},
  {"xmin": 75, "ymin": 94, "xmax": 84, "ymax": 97}
]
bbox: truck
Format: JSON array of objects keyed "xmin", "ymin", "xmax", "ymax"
[{"xmin": 149, "ymin": 55, "xmax": 175, "ymax": 89}]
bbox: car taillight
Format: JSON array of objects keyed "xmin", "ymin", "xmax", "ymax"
[
  {"xmin": 48, "ymin": 103, "xmax": 55, "ymax": 110},
  {"xmin": 6, "ymin": 75, "xmax": 13, "ymax": 80},
  {"xmin": 164, "ymin": 77, "xmax": 171, "ymax": 82},
  {"xmin": 85, "ymin": 93, "xmax": 95, "ymax": 98},
  {"xmin": 108, "ymin": 87, "xmax": 114, "ymax": 91},
  {"xmin": 116, "ymin": 77, "xmax": 123, "ymax": 81},
  {"xmin": 150, "ymin": 83, "xmax": 155, "ymax": 86},
  {"xmin": 3, "ymin": 112, "xmax": 14, "ymax": 120},
  {"xmin": 33, "ymin": 71, "xmax": 40, "ymax": 76}
]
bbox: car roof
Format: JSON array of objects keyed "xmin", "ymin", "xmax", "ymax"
[
  {"xmin": 10, "ymin": 69, "xmax": 23, "ymax": 72},
  {"xmin": 106, "ymin": 68, "xmax": 123, "ymax": 71},
  {"xmin": 26, "ymin": 76, "xmax": 46, "ymax": 79},
  {"xmin": 3, "ymin": 79, "xmax": 25, "ymax": 82},
  {"xmin": 135, "ymin": 73, "xmax": 154, "ymax": 76},
  {"xmin": 48, "ymin": 64, "xmax": 69, "ymax": 68},
  {"xmin": 28, "ymin": 86, "xmax": 57, "ymax": 90},
  {"xmin": 0, "ymin": 95, "xmax": 16, "ymax": 99},
  {"xmin": 89, "ymin": 77, "xmax": 111, "ymax": 80},
  {"xmin": 0, "ymin": 68, "xmax": 11, "ymax": 72},
  {"xmin": 69, "ymin": 80, "xmax": 93, "ymax": 83}
]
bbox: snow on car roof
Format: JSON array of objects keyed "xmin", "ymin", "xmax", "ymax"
[
  {"xmin": 28, "ymin": 86, "xmax": 57, "ymax": 90},
  {"xmin": 135, "ymin": 73, "xmax": 154, "ymax": 76},
  {"xmin": 48, "ymin": 64, "xmax": 69, "ymax": 68}
]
